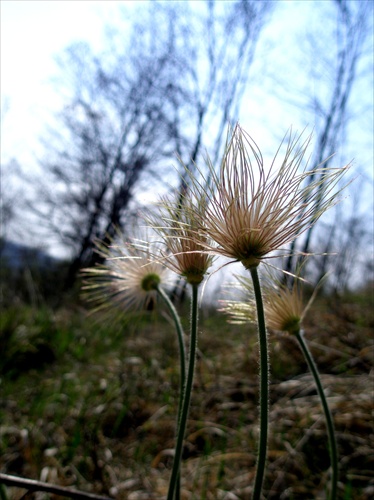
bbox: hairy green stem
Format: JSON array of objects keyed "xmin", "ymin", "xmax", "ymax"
[
  {"xmin": 156, "ymin": 285, "xmax": 186, "ymax": 500},
  {"xmin": 295, "ymin": 329, "xmax": 338, "ymax": 500},
  {"xmin": 157, "ymin": 285, "xmax": 186, "ymax": 413},
  {"xmin": 250, "ymin": 266, "xmax": 269, "ymax": 500},
  {"xmin": 167, "ymin": 284, "xmax": 199, "ymax": 500}
]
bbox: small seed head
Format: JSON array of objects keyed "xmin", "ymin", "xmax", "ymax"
[{"xmin": 141, "ymin": 273, "xmax": 162, "ymax": 291}]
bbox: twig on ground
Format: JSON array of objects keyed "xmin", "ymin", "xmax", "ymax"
[{"xmin": 0, "ymin": 473, "xmax": 113, "ymax": 500}]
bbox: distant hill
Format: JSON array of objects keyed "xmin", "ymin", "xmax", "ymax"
[{"xmin": 0, "ymin": 240, "xmax": 60, "ymax": 270}]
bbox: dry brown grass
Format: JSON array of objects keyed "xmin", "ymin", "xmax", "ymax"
[{"xmin": 0, "ymin": 290, "xmax": 373, "ymax": 499}]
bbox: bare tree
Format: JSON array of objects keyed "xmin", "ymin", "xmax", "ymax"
[
  {"xmin": 162, "ymin": 0, "xmax": 272, "ymax": 173},
  {"xmin": 312, "ymin": 175, "xmax": 373, "ymax": 293},
  {"xmin": 141, "ymin": 1, "xmax": 273, "ymax": 300},
  {"xmin": 27, "ymin": 0, "xmax": 272, "ymax": 288},
  {"xmin": 31, "ymin": 28, "xmax": 189, "ymax": 287},
  {"xmin": 284, "ymin": 0, "xmax": 373, "ymax": 284},
  {"xmin": 0, "ymin": 159, "xmax": 22, "ymax": 255}
]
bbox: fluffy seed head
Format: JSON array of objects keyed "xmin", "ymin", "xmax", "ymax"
[
  {"xmin": 263, "ymin": 280, "xmax": 304, "ymax": 334},
  {"xmin": 149, "ymin": 189, "xmax": 213, "ymax": 285},
  {"xmin": 81, "ymin": 235, "xmax": 169, "ymax": 313},
  {"xmin": 220, "ymin": 273, "xmax": 309, "ymax": 335},
  {"xmin": 191, "ymin": 123, "xmax": 349, "ymax": 269}
]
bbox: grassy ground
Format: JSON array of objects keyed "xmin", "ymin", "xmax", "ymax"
[{"xmin": 0, "ymin": 286, "xmax": 373, "ymax": 499}]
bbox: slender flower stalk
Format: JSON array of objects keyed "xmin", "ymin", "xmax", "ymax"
[
  {"xmin": 156, "ymin": 284, "xmax": 186, "ymax": 500},
  {"xmin": 295, "ymin": 329, "xmax": 338, "ymax": 500},
  {"xmin": 185, "ymin": 122, "xmax": 347, "ymax": 498},
  {"xmin": 249, "ymin": 267, "xmax": 269, "ymax": 500},
  {"xmin": 220, "ymin": 274, "xmax": 338, "ymax": 500},
  {"xmin": 148, "ymin": 188, "xmax": 213, "ymax": 500},
  {"xmin": 81, "ymin": 234, "xmax": 186, "ymax": 388},
  {"xmin": 167, "ymin": 283, "xmax": 199, "ymax": 500},
  {"xmin": 264, "ymin": 278, "xmax": 338, "ymax": 500},
  {"xmin": 156, "ymin": 284, "xmax": 186, "ymax": 417},
  {"xmin": 81, "ymin": 234, "xmax": 187, "ymax": 500}
]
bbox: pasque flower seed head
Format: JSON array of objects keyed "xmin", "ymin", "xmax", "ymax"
[
  {"xmin": 82, "ymin": 234, "xmax": 169, "ymax": 313},
  {"xmin": 189, "ymin": 123, "xmax": 349, "ymax": 269}
]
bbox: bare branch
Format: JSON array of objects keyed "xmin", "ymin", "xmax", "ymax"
[{"xmin": 0, "ymin": 473, "xmax": 112, "ymax": 500}]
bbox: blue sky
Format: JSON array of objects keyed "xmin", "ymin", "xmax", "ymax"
[
  {"xmin": 2, "ymin": 1, "xmax": 372, "ymax": 164},
  {"xmin": 1, "ymin": 0, "xmax": 373, "ymax": 262},
  {"xmin": 2, "ymin": 1, "xmax": 372, "ymax": 166},
  {"xmin": 1, "ymin": 1, "xmax": 122, "ymax": 165}
]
